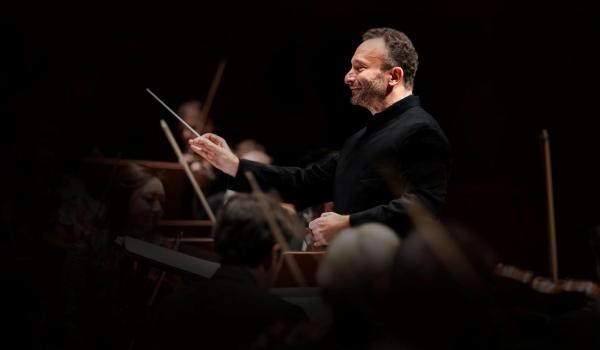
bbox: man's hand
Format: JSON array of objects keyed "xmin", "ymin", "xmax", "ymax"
[
  {"xmin": 308, "ymin": 212, "xmax": 350, "ymax": 247},
  {"xmin": 189, "ymin": 133, "xmax": 240, "ymax": 177}
]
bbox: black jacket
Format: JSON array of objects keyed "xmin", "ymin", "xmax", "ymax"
[
  {"xmin": 147, "ymin": 266, "xmax": 307, "ymax": 349},
  {"xmin": 229, "ymin": 95, "xmax": 450, "ymax": 236}
]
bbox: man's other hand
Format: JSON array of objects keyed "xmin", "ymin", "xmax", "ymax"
[{"xmin": 308, "ymin": 212, "xmax": 350, "ymax": 247}]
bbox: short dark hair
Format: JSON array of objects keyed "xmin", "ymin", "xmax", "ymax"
[
  {"xmin": 213, "ymin": 193, "xmax": 299, "ymax": 267},
  {"xmin": 362, "ymin": 28, "xmax": 418, "ymax": 88}
]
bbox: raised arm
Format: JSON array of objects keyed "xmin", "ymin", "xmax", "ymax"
[{"xmin": 189, "ymin": 133, "xmax": 338, "ymax": 209}]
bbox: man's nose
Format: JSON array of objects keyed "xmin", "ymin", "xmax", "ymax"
[{"xmin": 344, "ymin": 69, "xmax": 355, "ymax": 85}]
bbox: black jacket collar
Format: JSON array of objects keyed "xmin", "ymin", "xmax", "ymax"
[{"xmin": 366, "ymin": 95, "xmax": 420, "ymax": 131}]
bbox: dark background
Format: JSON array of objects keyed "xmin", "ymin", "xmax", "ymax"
[{"xmin": 2, "ymin": 1, "xmax": 599, "ymax": 278}]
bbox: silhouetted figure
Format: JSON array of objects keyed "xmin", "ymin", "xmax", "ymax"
[
  {"xmin": 296, "ymin": 223, "xmax": 401, "ymax": 350},
  {"xmin": 83, "ymin": 163, "xmax": 167, "ymax": 350},
  {"xmin": 196, "ymin": 139, "xmax": 273, "ymax": 219},
  {"xmin": 145, "ymin": 193, "xmax": 307, "ymax": 350},
  {"xmin": 176, "ymin": 100, "xmax": 223, "ymax": 218},
  {"xmin": 387, "ymin": 226, "xmax": 510, "ymax": 350}
]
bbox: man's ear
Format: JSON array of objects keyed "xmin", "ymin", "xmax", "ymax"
[
  {"xmin": 389, "ymin": 67, "xmax": 404, "ymax": 86},
  {"xmin": 272, "ymin": 243, "xmax": 283, "ymax": 264},
  {"xmin": 262, "ymin": 243, "xmax": 283, "ymax": 271}
]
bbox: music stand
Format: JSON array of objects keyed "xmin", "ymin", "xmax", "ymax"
[{"xmin": 116, "ymin": 236, "xmax": 220, "ymax": 279}]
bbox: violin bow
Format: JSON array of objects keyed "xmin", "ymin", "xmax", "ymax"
[
  {"xmin": 199, "ymin": 58, "xmax": 226, "ymax": 133},
  {"xmin": 244, "ymin": 171, "xmax": 307, "ymax": 287},
  {"xmin": 541, "ymin": 129, "xmax": 559, "ymax": 283},
  {"xmin": 160, "ymin": 119, "xmax": 216, "ymax": 223}
]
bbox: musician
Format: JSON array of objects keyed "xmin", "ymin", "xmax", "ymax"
[
  {"xmin": 195, "ymin": 139, "xmax": 273, "ymax": 219},
  {"xmin": 147, "ymin": 193, "xmax": 307, "ymax": 349},
  {"xmin": 176, "ymin": 100, "xmax": 227, "ymax": 218},
  {"xmin": 37, "ymin": 164, "xmax": 167, "ymax": 349},
  {"xmin": 178, "ymin": 100, "xmax": 215, "ymax": 155},
  {"xmin": 315, "ymin": 223, "xmax": 401, "ymax": 348},
  {"xmin": 177, "ymin": 100, "xmax": 218, "ymax": 191},
  {"xmin": 389, "ymin": 226, "xmax": 508, "ymax": 349},
  {"xmin": 106, "ymin": 163, "xmax": 165, "ymax": 243},
  {"xmin": 189, "ymin": 28, "xmax": 450, "ymax": 246}
]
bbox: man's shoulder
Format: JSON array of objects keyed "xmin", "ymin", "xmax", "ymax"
[
  {"xmin": 392, "ymin": 107, "xmax": 450, "ymax": 149},
  {"xmin": 395, "ymin": 105, "xmax": 441, "ymax": 131}
]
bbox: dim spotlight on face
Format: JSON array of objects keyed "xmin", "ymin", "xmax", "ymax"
[
  {"xmin": 181, "ymin": 108, "xmax": 202, "ymax": 141},
  {"xmin": 127, "ymin": 177, "xmax": 165, "ymax": 234},
  {"xmin": 344, "ymin": 38, "xmax": 392, "ymax": 111}
]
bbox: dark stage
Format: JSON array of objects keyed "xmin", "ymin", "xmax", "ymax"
[{"xmin": 2, "ymin": 2, "xmax": 599, "ymax": 348}]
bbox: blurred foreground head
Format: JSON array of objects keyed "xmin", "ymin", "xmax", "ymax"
[
  {"xmin": 213, "ymin": 193, "xmax": 300, "ymax": 270},
  {"xmin": 317, "ymin": 223, "xmax": 400, "ymax": 298},
  {"xmin": 316, "ymin": 223, "xmax": 401, "ymax": 345},
  {"xmin": 389, "ymin": 224, "xmax": 500, "ymax": 349}
]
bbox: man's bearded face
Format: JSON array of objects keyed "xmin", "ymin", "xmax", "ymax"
[{"xmin": 350, "ymin": 70, "xmax": 388, "ymax": 109}]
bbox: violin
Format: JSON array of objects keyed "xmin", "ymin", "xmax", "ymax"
[{"xmin": 495, "ymin": 262, "xmax": 600, "ymax": 298}]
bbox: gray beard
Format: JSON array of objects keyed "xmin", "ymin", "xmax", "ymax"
[{"xmin": 350, "ymin": 74, "xmax": 387, "ymax": 109}]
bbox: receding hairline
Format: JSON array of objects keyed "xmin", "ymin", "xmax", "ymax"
[{"xmin": 351, "ymin": 38, "xmax": 390, "ymax": 66}]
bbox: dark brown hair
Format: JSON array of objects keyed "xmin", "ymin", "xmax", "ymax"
[
  {"xmin": 107, "ymin": 163, "xmax": 163, "ymax": 234},
  {"xmin": 363, "ymin": 28, "xmax": 418, "ymax": 88},
  {"xmin": 213, "ymin": 193, "xmax": 300, "ymax": 267}
]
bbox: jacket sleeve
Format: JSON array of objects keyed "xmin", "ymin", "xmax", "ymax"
[
  {"xmin": 349, "ymin": 127, "xmax": 450, "ymax": 235},
  {"xmin": 228, "ymin": 153, "xmax": 339, "ymax": 210}
]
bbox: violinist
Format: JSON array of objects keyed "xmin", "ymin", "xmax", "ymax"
[
  {"xmin": 146, "ymin": 193, "xmax": 307, "ymax": 350},
  {"xmin": 177, "ymin": 100, "xmax": 215, "ymax": 162},
  {"xmin": 189, "ymin": 27, "xmax": 451, "ymax": 246},
  {"xmin": 194, "ymin": 139, "xmax": 273, "ymax": 220},
  {"xmin": 33, "ymin": 164, "xmax": 167, "ymax": 349},
  {"xmin": 91, "ymin": 163, "xmax": 167, "ymax": 348},
  {"xmin": 388, "ymin": 225, "xmax": 514, "ymax": 349},
  {"xmin": 176, "ymin": 100, "xmax": 221, "ymax": 218},
  {"xmin": 105, "ymin": 163, "xmax": 165, "ymax": 243}
]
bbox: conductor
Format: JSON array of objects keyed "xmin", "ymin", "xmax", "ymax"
[{"xmin": 189, "ymin": 27, "xmax": 450, "ymax": 246}]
